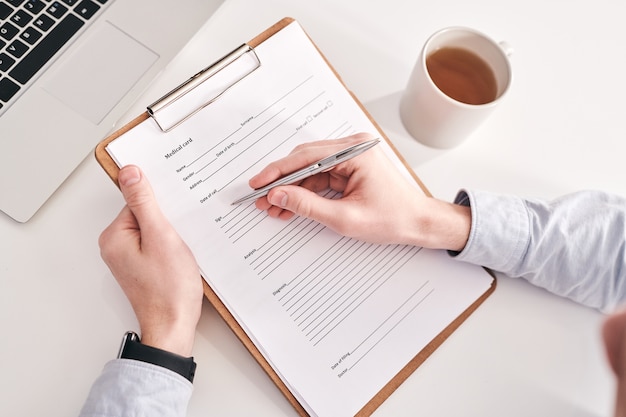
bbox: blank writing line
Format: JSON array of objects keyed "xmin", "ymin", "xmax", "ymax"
[
  {"xmin": 253, "ymin": 217, "xmax": 314, "ymax": 270},
  {"xmin": 311, "ymin": 246, "xmax": 422, "ymax": 346},
  {"xmin": 220, "ymin": 131, "xmax": 298, "ymax": 193},
  {"xmin": 300, "ymin": 245, "xmax": 403, "ymax": 330},
  {"xmin": 352, "ymin": 279, "xmax": 429, "ymax": 356},
  {"xmin": 279, "ymin": 235, "xmax": 350, "ymax": 305},
  {"xmin": 181, "ymin": 74, "xmax": 313, "ymax": 174},
  {"xmin": 289, "ymin": 241, "xmax": 371, "ymax": 320},
  {"xmin": 196, "ymin": 109, "xmax": 286, "ymax": 179},
  {"xmin": 259, "ymin": 223, "xmax": 327, "ymax": 280},
  {"xmin": 207, "ymin": 91, "xmax": 324, "ymax": 187},
  {"xmin": 203, "ymin": 108, "xmax": 288, "ymax": 183},
  {"xmin": 308, "ymin": 246, "xmax": 413, "ymax": 342},
  {"xmin": 349, "ymin": 285, "xmax": 434, "ymax": 371},
  {"xmin": 255, "ymin": 75, "xmax": 314, "ymax": 119},
  {"xmin": 184, "ymin": 127, "xmax": 241, "ymax": 170}
]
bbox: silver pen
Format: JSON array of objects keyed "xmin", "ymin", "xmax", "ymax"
[{"xmin": 231, "ymin": 138, "xmax": 380, "ymax": 205}]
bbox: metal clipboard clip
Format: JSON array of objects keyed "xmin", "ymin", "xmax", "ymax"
[{"xmin": 147, "ymin": 44, "xmax": 261, "ymax": 132}]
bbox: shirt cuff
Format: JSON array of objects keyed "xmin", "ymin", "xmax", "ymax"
[
  {"xmin": 79, "ymin": 359, "xmax": 193, "ymax": 417},
  {"xmin": 450, "ymin": 189, "xmax": 531, "ymax": 274}
]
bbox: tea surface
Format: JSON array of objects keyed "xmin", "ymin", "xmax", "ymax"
[{"xmin": 426, "ymin": 47, "xmax": 497, "ymax": 105}]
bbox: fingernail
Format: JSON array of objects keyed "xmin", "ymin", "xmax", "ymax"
[
  {"xmin": 119, "ymin": 166, "xmax": 141, "ymax": 186},
  {"xmin": 270, "ymin": 190, "xmax": 288, "ymax": 207}
]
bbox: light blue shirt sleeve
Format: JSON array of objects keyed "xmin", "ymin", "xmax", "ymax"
[
  {"xmin": 79, "ymin": 359, "xmax": 193, "ymax": 417},
  {"xmin": 452, "ymin": 189, "xmax": 626, "ymax": 312}
]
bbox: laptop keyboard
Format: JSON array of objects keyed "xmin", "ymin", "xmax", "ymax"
[{"xmin": 0, "ymin": 0, "xmax": 109, "ymax": 113}]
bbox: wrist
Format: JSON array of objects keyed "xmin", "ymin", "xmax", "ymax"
[
  {"xmin": 139, "ymin": 320, "xmax": 197, "ymax": 358},
  {"xmin": 410, "ymin": 198, "xmax": 471, "ymax": 251}
]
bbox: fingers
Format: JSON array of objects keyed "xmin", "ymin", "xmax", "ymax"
[
  {"xmin": 100, "ymin": 165, "xmax": 172, "ymax": 258},
  {"xmin": 117, "ymin": 165, "xmax": 166, "ymax": 235},
  {"xmin": 266, "ymin": 185, "xmax": 348, "ymax": 232},
  {"xmin": 249, "ymin": 133, "xmax": 373, "ymax": 189},
  {"xmin": 98, "ymin": 205, "xmax": 139, "ymax": 265}
]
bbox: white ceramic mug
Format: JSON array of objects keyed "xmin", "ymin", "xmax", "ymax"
[{"xmin": 400, "ymin": 27, "xmax": 512, "ymax": 148}]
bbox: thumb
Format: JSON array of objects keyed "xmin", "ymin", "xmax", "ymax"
[
  {"xmin": 117, "ymin": 165, "xmax": 164, "ymax": 231},
  {"xmin": 268, "ymin": 185, "xmax": 345, "ymax": 230}
]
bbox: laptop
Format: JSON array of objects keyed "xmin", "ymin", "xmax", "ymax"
[{"xmin": 0, "ymin": 0, "xmax": 222, "ymax": 222}]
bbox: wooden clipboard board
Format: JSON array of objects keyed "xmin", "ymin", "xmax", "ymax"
[{"xmin": 95, "ymin": 17, "xmax": 495, "ymax": 417}]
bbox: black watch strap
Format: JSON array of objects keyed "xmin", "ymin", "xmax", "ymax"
[{"xmin": 118, "ymin": 331, "xmax": 196, "ymax": 383}]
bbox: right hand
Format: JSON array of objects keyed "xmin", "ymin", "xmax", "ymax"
[{"xmin": 249, "ymin": 133, "xmax": 471, "ymax": 251}]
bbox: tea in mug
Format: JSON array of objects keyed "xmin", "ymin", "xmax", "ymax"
[{"xmin": 426, "ymin": 47, "xmax": 497, "ymax": 105}]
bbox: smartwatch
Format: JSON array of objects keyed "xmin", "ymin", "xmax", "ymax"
[{"xmin": 117, "ymin": 331, "xmax": 196, "ymax": 383}]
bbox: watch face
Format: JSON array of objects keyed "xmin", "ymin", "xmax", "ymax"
[{"xmin": 118, "ymin": 331, "xmax": 140, "ymax": 359}]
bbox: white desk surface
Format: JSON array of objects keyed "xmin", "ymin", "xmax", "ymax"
[{"xmin": 2, "ymin": 0, "xmax": 623, "ymax": 416}]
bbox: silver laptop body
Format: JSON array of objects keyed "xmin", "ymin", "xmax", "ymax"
[{"xmin": 0, "ymin": 0, "xmax": 220, "ymax": 222}]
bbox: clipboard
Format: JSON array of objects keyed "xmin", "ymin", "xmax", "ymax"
[{"xmin": 96, "ymin": 17, "xmax": 495, "ymax": 417}]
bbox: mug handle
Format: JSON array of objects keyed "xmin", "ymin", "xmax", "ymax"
[{"xmin": 499, "ymin": 41, "xmax": 514, "ymax": 57}]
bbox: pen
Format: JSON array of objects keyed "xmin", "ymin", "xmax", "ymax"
[{"xmin": 231, "ymin": 138, "xmax": 380, "ymax": 205}]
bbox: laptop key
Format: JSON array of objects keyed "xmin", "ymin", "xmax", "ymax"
[
  {"xmin": 33, "ymin": 14, "xmax": 54, "ymax": 31},
  {"xmin": 46, "ymin": 1, "xmax": 67, "ymax": 18},
  {"xmin": 74, "ymin": 0, "xmax": 99, "ymax": 19},
  {"xmin": 20, "ymin": 26, "xmax": 43, "ymax": 44},
  {"xmin": 24, "ymin": 0, "xmax": 46, "ymax": 14},
  {"xmin": 7, "ymin": 39, "xmax": 28, "ymax": 58},
  {"xmin": 0, "ymin": 52, "xmax": 16, "ymax": 71},
  {"xmin": 0, "ymin": 22, "xmax": 19, "ymax": 41},
  {"xmin": 8, "ymin": 13, "xmax": 83, "ymax": 84},
  {"xmin": 10, "ymin": 9, "xmax": 33, "ymax": 27},
  {"xmin": 0, "ymin": 3, "xmax": 13, "ymax": 20},
  {"xmin": 0, "ymin": 77, "xmax": 20, "ymax": 102}
]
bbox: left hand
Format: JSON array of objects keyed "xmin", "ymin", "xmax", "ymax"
[{"xmin": 99, "ymin": 165, "xmax": 204, "ymax": 357}]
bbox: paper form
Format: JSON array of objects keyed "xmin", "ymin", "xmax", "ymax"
[{"xmin": 106, "ymin": 21, "xmax": 493, "ymax": 417}]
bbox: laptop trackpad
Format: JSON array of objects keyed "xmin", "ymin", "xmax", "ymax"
[{"xmin": 42, "ymin": 22, "xmax": 159, "ymax": 125}]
